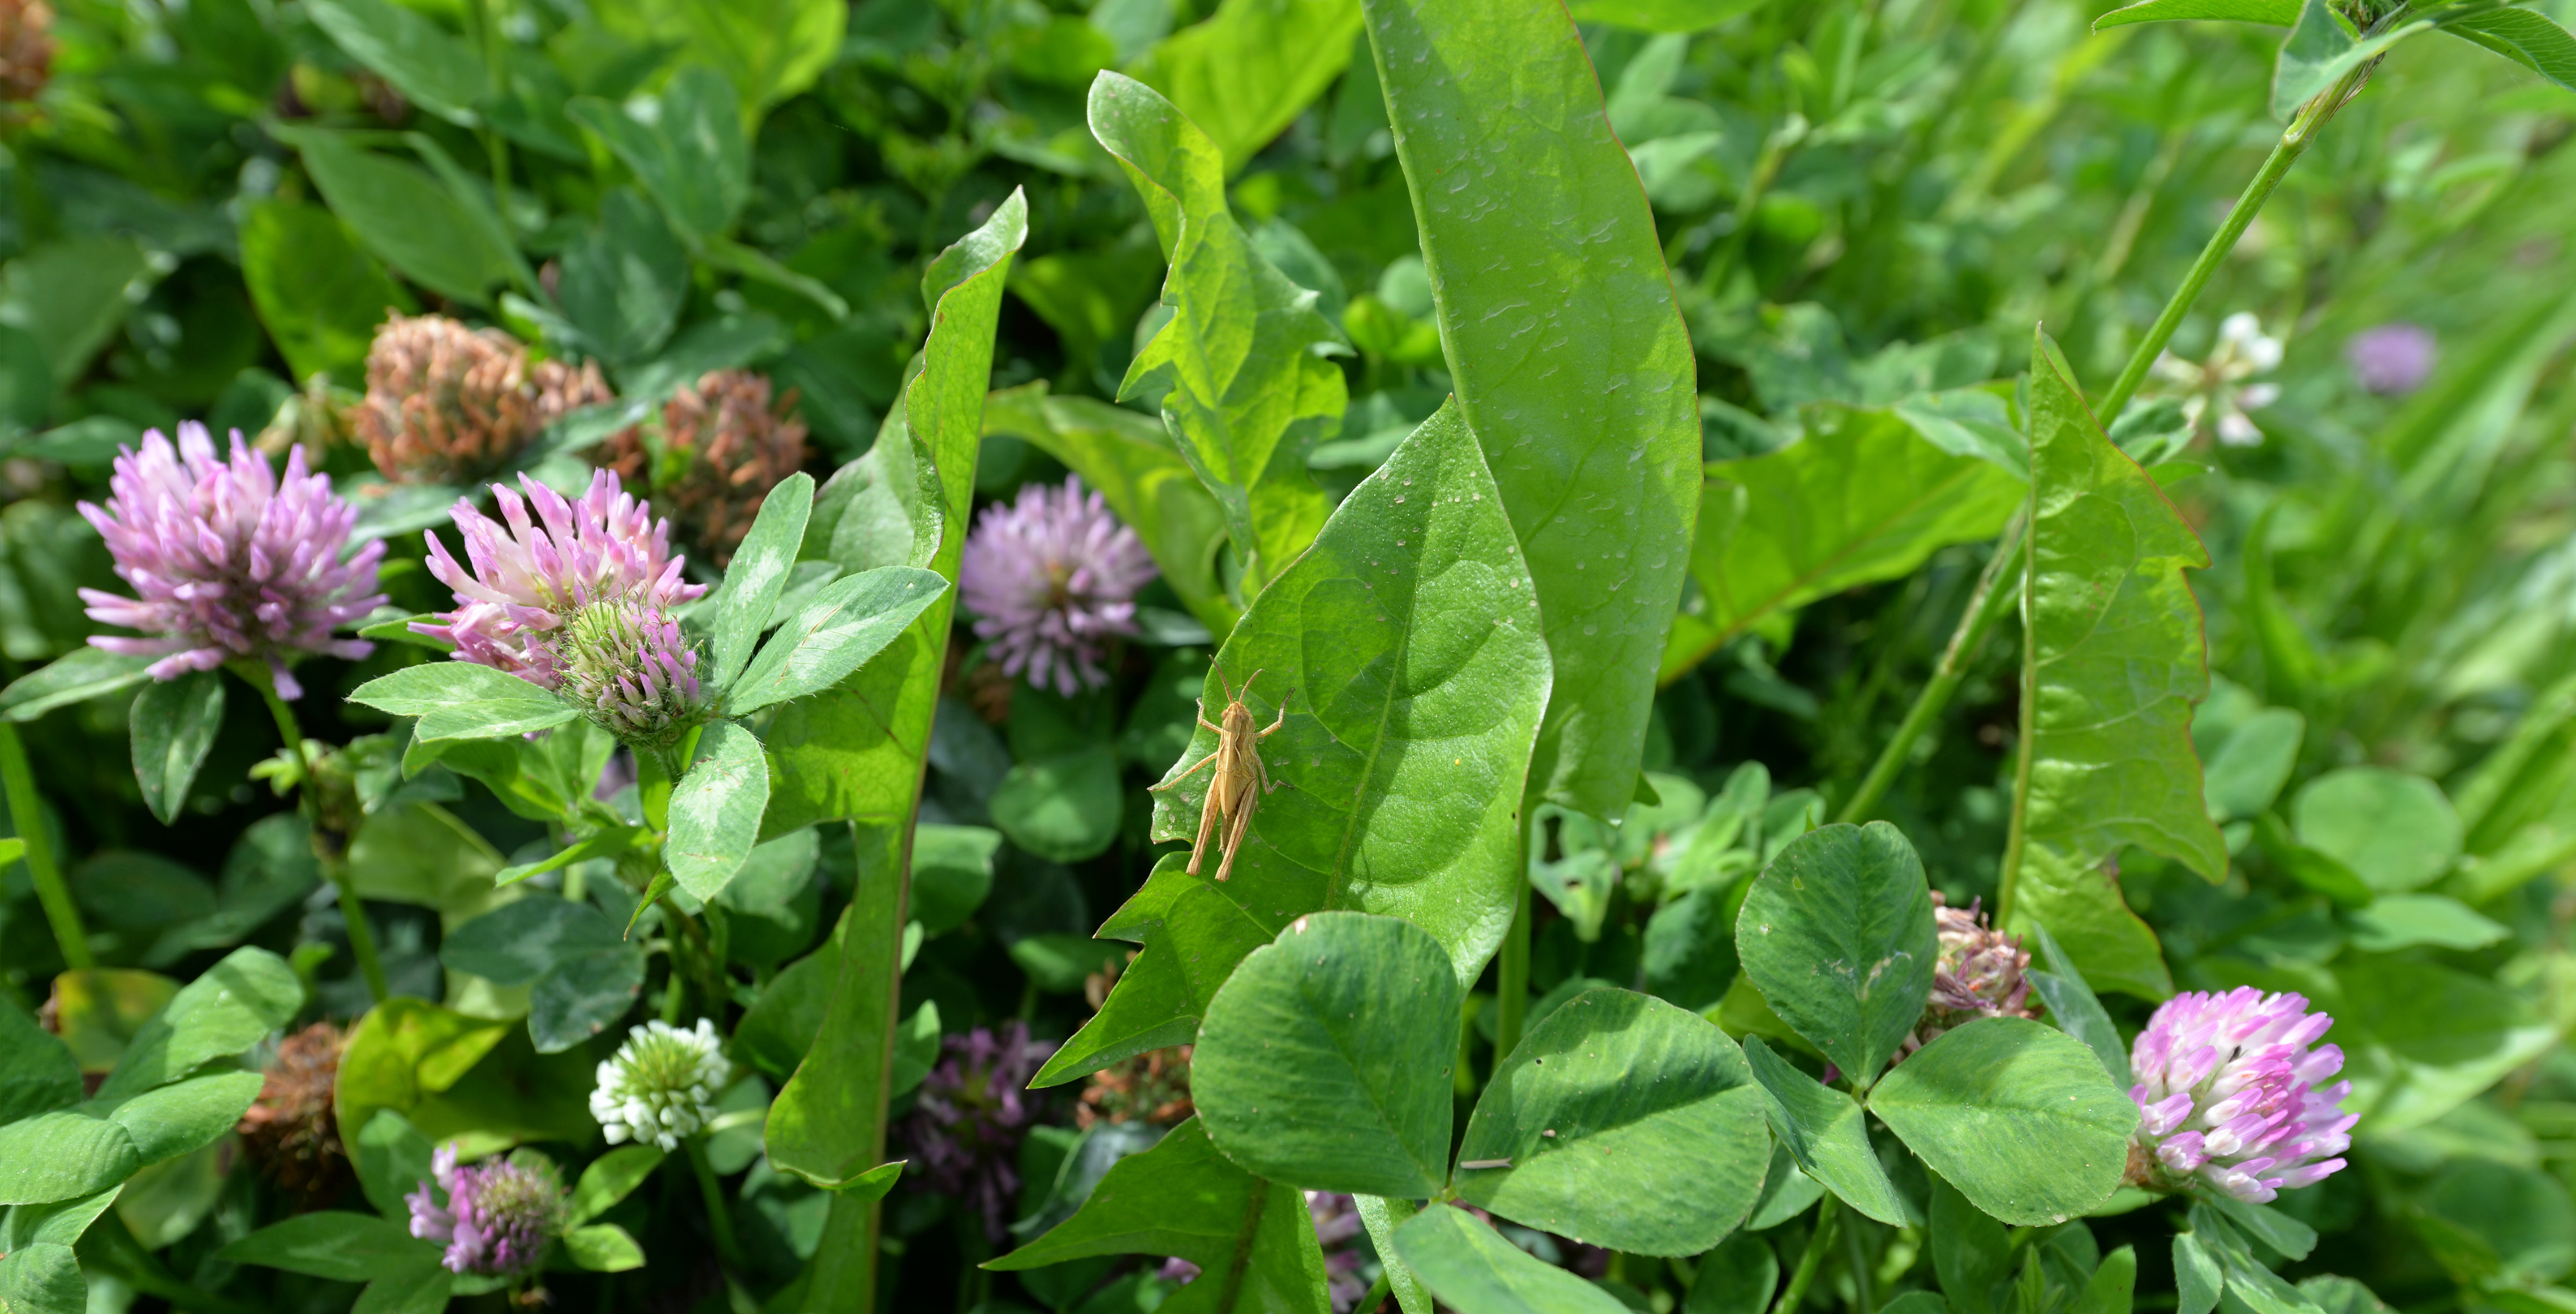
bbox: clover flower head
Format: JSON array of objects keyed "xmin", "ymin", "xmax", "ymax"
[
  {"xmin": 2346, "ymin": 323, "xmax": 2436, "ymax": 397},
  {"xmin": 405, "ymin": 1144, "xmax": 568, "ymax": 1277},
  {"xmin": 959, "ymin": 476, "xmax": 1156, "ymax": 696},
  {"xmin": 599, "ymin": 369, "xmax": 809, "ymax": 567},
  {"xmin": 898, "ymin": 1021, "xmax": 1058, "ymax": 1242},
  {"xmin": 235, "ymin": 1021, "xmax": 351, "ymax": 1203},
  {"xmin": 2127, "ymin": 987, "xmax": 2355, "ymax": 1203},
  {"xmin": 559, "ymin": 598, "xmax": 704, "ymax": 748},
  {"xmin": 76, "ymin": 423, "xmax": 385, "ymax": 700},
  {"xmin": 590, "ymin": 1018, "xmax": 727, "ymax": 1151},
  {"xmin": 2149, "ymin": 311, "xmax": 2282, "ymax": 448},
  {"xmin": 413, "ymin": 469, "xmax": 705, "ymax": 688}
]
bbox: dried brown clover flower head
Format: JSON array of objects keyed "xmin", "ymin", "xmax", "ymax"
[
  {"xmin": 1076, "ymin": 1046, "xmax": 1194, "ymax": 1131},
  {"xmin": 355, "ymin": 316, "xmax": 612, "ymax": 485},
  {"xmin": 0, "ymin": 0, "xmax": 54, "ymax": 106},
  {"xmin": 597, "ymin": 369, "xmax": 807, "ymax": 567},
  {"xmin": 1900, "ymin": 891, "xmax": 2036, "ymax": 1059},
  {"xmin": 237, "ymin": 1021, "xmax": 352, "ymax": 1204}
]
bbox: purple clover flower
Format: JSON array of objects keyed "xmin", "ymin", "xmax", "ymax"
[
  {"xmin": 405, "ymin": 1144, "xmax": 568, "ymax": 1277},
  {"xmin": 959, "ymin": 476, "xmax": 1156, "ymax": 696},
  {"xmin": 75, "ymin": 423, "xmax": 385, "ymax": 700},
  {"xmin": 2346, "ymin": 323, "xmax": 2437, "ymax": 397},
  {"xmin": 896, "ymin": 1021, "xmax": 1058, "ymax": 1242},
  {"xmin": 2127, "ymin": 988, "xmax": 2355, "ymax": 1203},
  {"xmin": 412, "ymin": 470, "xmax": 704, "ymax": 689}
]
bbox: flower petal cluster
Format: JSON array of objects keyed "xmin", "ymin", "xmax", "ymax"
[
  {"xmin": 405, "ymin": 1144, "xmax": 568, "ymax": 1277},
  {"xmin": 590, "ymin": 1018, "xmax": 728, "ymax": 1151},
  {"xmin": 1900, "ymin": 893, "xmax": 2037, "ymax": 1061},
  {"xmin": 898, "ymin": 1021, "xmax": 1058, "ymax": 1242},
  {"xmin": 77, "ymin": 423, "xmax": 385, "ymax": 699},
  {"xmin": 560, "ymin": 599, "xmax": 704, "ymax": 748},
  {"xmin": 413, "ymin": 470, "xmax": 705, "ymax": 689},
  {"xmin": 599, "ymin": 368, "xmax": 809, "ymax": 567},
  {"xmin": 2149, "ymin": 311, "xmax": 2282, "ymax": 447},
  {"xmin": 355, "ymin": 314, "xmax": 612, "ymax": 484},
  {"xmin": 2127, "ymin": 987, "xmax": 2355, "ymax": 1203},
  {"xmin": 2345, "ymin": 323, "xmax": 2437, "ymax": 397},
  {"xmin": 959, "ymin": 476, "xmax": 1156, "ymax": 696}
]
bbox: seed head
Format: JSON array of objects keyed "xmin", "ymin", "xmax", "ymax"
[{"xmin": 598, "ymin": 369, "xmax": 809, "ymax": 567}]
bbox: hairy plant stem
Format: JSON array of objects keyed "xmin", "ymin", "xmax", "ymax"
[
  {"xmin": 0, "ymin": 720, "xmax": 90, "ymax": 968},
  {"xmin": 258, "ymin": 681, "xmax": 387, "ymax": 1002},
  {"xmin": 1773, "ymin": 1194, "xmax": 1842, "ymax": 1314}
]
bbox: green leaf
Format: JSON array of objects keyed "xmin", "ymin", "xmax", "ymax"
[
  {"xmin": 348, "ymin": 662, "xmax": 577, "ymax": 741},
  {"xmin": 440, "ymin": 897, "xmax": 645, "ymax": 1053},
  {"xmin": 96, "ymin": 1070, "xmax": 264, "ymax": 1164},
  {"xmin": 910, "ymin": 825, "xmax": 1000, "ymax": 935},
  {"xmin": 2175, "ymin": 1232, "xmax": 2224, "ymax": 1314},
  {"xmin": 1365, "ymin": 0, "xmax": 1699, "ymax": 819},
  {"xmin": 354, "ymin": 1256, "xmax": 454, "ymax": 1314},
  {"xmin": 2346, "ymin": 892, "xmax": 2507, "ymax": 952},
  {"xmin": 1090, "ymin": 71, "xmax": 1340, "ymax": 594},
  {"xmin": 1866, "ymin": 1017, "xmax": 2138, "ymax": 1226},
  {"xmin": 0, "ymin": 1241, "xmax": 83, "ymax": 1314},
  {"xmin": 2337, "ymin": 957, "xmax": 2555, "ymax": 1132},
  {"xmin": 2093, "ymin": 0, "xmax": 2299, "ymax": 31},
  {"xmin": 1663, "ymin": 406, "xmax": 2024, "ymax": 683},
  {"xmin": 992, "ymin": 745, "xmax": 1125, "ymax": 864},
  {"xmin": 0, "ymin": 1111, "xmax": 140, "ymax": 1206},
  {"xmin": 0, "ymin": 1186, "xmax": 119, "ymax": 1253},
  {"xmin": 706, "ymin": 473, "xmax": 817, "ymax": 691},
  {"xmin": 1643, "ymin": 883, "xmax": 1742, "ymax": 1012},
  {"xmin": 1458, "ymin": 989, "xmax": 1771, "ymax": 1253},
  {"xmin": 1029, "ymin": 856, "xmax": 1275, "ymax": 1088},
  {"xmin": 984, "ymin": 383, "xmax": 1239, "ymax": 638},
  {"xmin": 1733, "ymin": 822, "xmax": 1936, "ymax": 1087},
  {"xmin": 563, "ymin": 1222, "xmax": 646, "ymax": 1273},
  {"xmin": 989, "ymin": 1119, "xmax": 1331, "ymax": 1314},
  {"xmin": 0, "ymin": 237, "xmax": 157, "ymax": 390},
  {"xmin": 667, "ymin": 721, "xmax": 771, "ymax": 901},
  {"xmin": 332, "ymin": 998, "xmax": 511, "ymax": 1147},
  {"xmin": 1131, "ymin": 0, "xmax": 1364, "ymax": 174},
  {"xmin": 131, "ymin": 668, "xmax": 224, "ymax": 826},
  {"xmin": 2206, "ymin": 1195, "xmax": 2318, "ymax": 1264},
  {"xmin": 495, "ymin": 827, "xmax": 645, "ymax": 888},
  {"xmin": 240, "ymin": 200, "xmax": 410, "ymax": 386},
  {"xmin": 729, "ymin": 566, "xmax": 947, "ymax": 714},
  {"xmin": 1389, "ymin": 1204, "xmax": 1633, "ymax": 1314},
  {"xmin": 304, "ymin": 0, "xmax": 484, "ymax": 124},
  {"xmin": 1741, "ymin": 1036, "xmax": 1907, "ymax": 1226},
  {"xmin": 2203, "ymin": 707, "xmax": 2303, "ymax": 823},
  {"xmin": 218, "ymin": 1211, "xmax": 434, "ymax": 1282},
  {"xmin": 591, "ymin": 0, "xmax": 844, "ymax": 110},
  {"xmin": 0, "ymin": 650, "xmax": 154, "ymax": 723},
  {"xmin": 1569, "ymin": 0, "xmax": 1775, "ymax": 33},
  {"xmin": 2272, "ymin": 0, "xmax": 2432, "ymax": 120},
  {"xmin": 2077, "ymin": 1247, "xmax": 2140, "ymax": 1314},
  {"xmin": 2441, "ymin": 6, "xmax": 2576, "ymax": 93},
  {"xmin": 0, "ymin": 1004, "xmax": 80, "ymax": 1124},
  {"xmin": 1930, "ymin": 1163, "xmax": 2013, "ymax": 1314},
  {"xmin": 98, "ymin": 947, "xmax": 302, "ymax": 1101},
  {"xmin": 1193, "ymin": 912, "xmax": 1458, "ymax": 1197},
  {"xmin": 556, "ymin": 191, "xmax": 687, "ymax": 367},
  {"xmin": 290, "ymin": 135, "xmax": 519, "ymax": 306},
  {"xmin": 568, "ymin": 66, "xmax": 750, "ymax": 244},
  {"xmin": 1005, "ymin": 937, "xmax": 1126, "ymax": 997},
  {"xmin": 2009, "ymin": 331, "xmax": 2216, "ymax": 998},
  {"xmin": 2027, "ymin": 923, "xmax": 2130, "ymax": 1089},
  {"xmin": 351, "ymin": 1110, "xmax": 435, "ymax": 1221},
  {"xmin": 1683, "ymin": 1233, "xmax": 1780, "ymax": 1314},
  {"xmin": 889, "ymin": 1000, "xmax": 940, "ymax": 1097},
  {"xmin": 2290, "ymin": 767, "xmax": 2462, "ymax": 893}
]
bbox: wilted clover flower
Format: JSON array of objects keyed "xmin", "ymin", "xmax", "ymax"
[
  {"xmin": 406, "ymin": 1144, "xmax": 568, "ymax": 1277},
  {"xmin": 590, "ymin": 1018, "xmax": 728, "ymax": 1151},
  {"xmin": 77, "ymin": 423, "xmax": 386, "ymax": 700},
  {"xmin": 0, "ymin": 0, "xmax": 52, "ymax": 107},
  {"xmin": 235, "ymin": 1021, "xmax": 350, "ymax": 1204},
  {"xmin": 960, "ymin": 476, "xmax": 1156, "ymax": 696},
  {"xmin": 599, "ymin": 369, "xmax": 809, "ymax": 568},
  {"xmin": 2126, "ymin": 988, "xmax": 2355, "ymax": 1203},
  {"xmin": 2149, "ymin": 311, "xmax": 2283, "ymax": 448},
  {"xmin": 559, "ymin": 598, "xmax": 704, "ymax": 749},
  {"xmin": 898, "ymin": 1021, "xmax": 1058, "ymax": 1242},
  {"xmin": 413, "ymin": 470, "xmax": 705, "ymax": 689},
  {"xmin": 1076, "ymin": 1045, "xmax": 1194, "ymax": 1130},
  {"xmin": 1900, "ymin": 893, "xmax": 2037, "ymax": 1061},
  {"xmin": 2345, "ymin": 323, "xmax": 2436, "ymax": 397},
  {"xmin": 355, "ymin": 314, "xmax": 612, "ymax": 484}
]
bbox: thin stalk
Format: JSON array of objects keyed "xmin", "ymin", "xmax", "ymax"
[
  {"xmin": 1771, "ymin": 1195, "xmax": 1842, "ymax": 1314},
  {"xmin": 257, "ymin": 682, "xmax": 387, "ymax": 1003},
  {"xmin": 686, "ymin": 1136, "xmax": 746, "ymax": 1272},
  {"xmin": 0, "ymin": 721, "xmax": 89, "ymax": 968},
  {"xmin": 1842, "ymin": 1210, "xmax": 1875, "ymax": 1314},
  {"xmin": 1492, "ymin": 880, "xmax": 1531, "ymax": 1071},
  {"xmin": 1357, "ymin": 1273, "xmax": 1393, "ymax": 1314},
  {"xmin": 1836, "ymin": 522, "xmax": 2027, "ymax": 827}
]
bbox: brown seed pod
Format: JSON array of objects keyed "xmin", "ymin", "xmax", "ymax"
[
  {"xmin": 354, "ymin": 315, "xmax": 550, "ymax": 484},
  {"xmin": 236, "ymin": 1021, "xmax": 354, "ymax": 1206},
  {"xmin": 596, "ymin": 369, "xmax": 808, "ymax": 567}
]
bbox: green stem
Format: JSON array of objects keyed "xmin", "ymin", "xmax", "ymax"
[
  {"xmin": 1996, "ymin": 514, "xmax": 2040, "ymax": 927},
  {"xmin": 1492, "ymin": 880, "xmax": 1531, "ymax": 1071},
  {"xmin": 686, "ymin": 1136, "xmax": 746, "ymax": 1273},
  {"xmin": 0, "ymin": 721, "xmax": 89, "ymax": 968},
  {"xmin": 257, "ymin": 682, "xmax": 387, "ymax": 1003},
  {"xmin": 1701, "ymin": 115, "xmax": 1805, "ymax": 298},
  {"xmin": 1357, "ymin": 1272, "xmax": 1393, "ymax": 1314},
  {"xmin": 81, "ymin": 1213, "xmax": 268, "ymax": 1314},
  {"xmin": 1772, "ymin": 1195, "xmax": 1841, "ymax": 1314},
  {"xmin": 1842, "ymin": 1207, "xmax": 1875, "ymax": 1314},
  {"xmin": 1836, "ymin": 523, "xmax": 2026, "ymax": 827}
]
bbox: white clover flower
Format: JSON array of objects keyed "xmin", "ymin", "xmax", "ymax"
[
  {"xmin": 2149, "ymin": 311, "xmax": 2283, "ymax": 448},
  {"xmin": 590, "ymin": 1018, "xmax": 728, "ymax": 1150}
]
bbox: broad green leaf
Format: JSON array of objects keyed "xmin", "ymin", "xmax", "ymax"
[
  {"xmin": 1355, "ymin": 1196, "xmax": 1434, "ymax": 1314},
  {"xmin": 1031, "ymin": 856, "xmax": 1279, "ymax": 1087},
  {"xmin": 0, "ymin": 1186, "xmax": 120, "ymax": 1253},
  {"xmin": 292, "ymin": 135, "xmax": 518, "ymax": 306},
  {"xmin": 1744, "ymin": 1139, "xmax": 1824, "ymax": 1229},
  {"xmin": 1663, "ymin": 407, "xmax": 2024, "ymax": 683},
  {"xmin": 2441, "ymin": 6, "xmax": 2576, "ymax": 93},
  {"xmin": 0, "ymin": 1004, "xmax": 80, "ymax": 1124},
  {"xmin": 2337, "ymin": 957, "xmax": 2555, "ymax": 1132},
  {"xmin": 1458, "ymin": 989, "xmax": 1771, "ymax": 1253},
  {"xmin": 333, "ymin": 998, "xmax": 511, "ymax": 1145},
  {"xmin": 1365, "ymin": 0, "xmax": 1700, "ymax": 820},
  {"xmin": 1933, "ymin": 1174, "xmax": 2013, "ymax": 1314},
  {"xmin": 557, "ymin": 191, "xmax": 687, "ymax": 366},
  {"xmin": 2204, "ymin": 707, "xmax": 2303, "ymax": 822},
  {"xmin": 354, "ymin": 1256, "xmax": 454, "ymax": 1314},
  {"xmin": 707, "ymin": 472, "xmax": 818, "ymax": 690},
  {"xmin": 348, "ymin": 661, "xmax": 577, "ymax": 741},
  {"xmin": 2207, "ymin": 1195, "xmax": 2318, "ymax": 1264},
  {"xmin": 988, "ymin": 1119, "xmax": 1332, "ymax": 1314},
  {"xmin": 1132, "ymin": 0, "xmax": 1364, "ymax": 174},
  {"xmin": 0, "ymin": 1241, "xmax": 82, "ymax": 1314},
  {"xmin": 910, "ymin": 824, "xmax": 999, "ymax": 935},
  {"xmin": 2272, "ymin": 0, "xmax": 2433, "ymax": 120},
  {"xmin": 2008, "ymin": 332, "xmax": 2216, "ymax": 998},
  {"xmin": 97, "ymin": 1070, "xmax": 264, "ymax": 1165},
  {"xmin": 304, "ymin": 0, "xmax": 483, "ymax": 124},
  {"xmin": 0, "ymin": 1112, "xmax": 139, "ymax": 1206},
  {"xmin": 1741, "ymin": 1036, "xmax": 1907, "ymax": 1226},
  {"xmin": 1570, "ymin": 0, "xmax": 1774, "ymax": 32},
  {"xmin": 2094, "ymin": 0, "xmax": 2298, "ymax": 30},
  {"xmin": 730, "ymin": 566, "xmax": 947, "ymax": 714},
  {"xmin": 2190, "ymin": 1206, "xmax": 2328, "ymax": 1314},
  {"xmin": 589, "ymin": 0, "xmax": 844, "ymax": 110},
  {"xmin": 1137, "ymin": 400, "xmax": 1550, "ymax": 994},
  {"xmin": 1643, "ymin": 883, "xmax": 1742, "ymax": 1012},
  {"xmin": 2028, "ymin": 923, "xmax": 2129, "ymax": 1089},
  {"xmin": 1091, "ymin": 71, "xmax": 1340, "ymax": 594},
  {"xmin": 41, "ymin": 972, "xmax": 177, "ymax": 1076},
  {"xmin": 564, "ymin": 1223, "xmax": 646, "ymax": 1272},
  {"xmin": 2346, "ymin": 893, "xmax": 2507, "ymax": 952},
  {"xmin": 667, "ymin": 721, "xmax": 771, "ymax": 901},
  {"xmin": 0, "ymin": 237, "xmax": 156, "ymax": 389},
  {"xmin": 0, "ymin": 650, "xmax": 153, "ymax": 723},
  {"xmin": 351, "ymin": 1110, "xmax": 435, "ymax": 1221},
  {"xmin": 568, "ymin": 66, "xmax": 750, "ymax": 245},
  {"xmin": 345, "ymin": 802, "xmax": 508, "ymax": 915},
  {"xmin": 991, "ymin": 745, "xmax": 1125, "ymax": 864},
  {"xmin": 131, "ymin": 668, "xmax": 224, "ymax": 826},
  {"xmin": 440, "ymin": 897, "xmax": 645, "ymax": 1053},
  {"xmin": 218, "ymin": 1211, "xmax": 434, "ymax": 1282},
  {"xmin": 1193, "ymin": 912, "xmax": 1458, "ymax": 1197},
  {"xmin": 1684, "ymin": 1233, "xmax": 1780, "ymax": 1314},
  {"xmin": 1390, "ymin": 1204, "xmax": 1633, "ymax": 1314},
  {"xmin": 239, "ymin": 200, "xmax": 410, "ymax": 385},
  {"xmin": 1868, "ymin": 1018, "xmax": 2138, "ymax": 1226},
  {"xmin": 98, "ymin": 947, "xmax": 301, "ymax": 1101},
  {"xmin": 2175, "ymin": 1232, "xmax": 2225, "ymax": 1314},
  {"xmin": 984, "ymin": 383, "xmax": 1238, "ymax": 638},
  {"xmin": 2290, "ymin": 767, "xmax": 2461, "ymax": 893},
  {"xmin": 1733, "ymin": 822, "xmax": 1936, "ymax": 1087},
  {"xmin": 2078, "ymin": 1247, "xmax": 2140, "ymax": 1314}
]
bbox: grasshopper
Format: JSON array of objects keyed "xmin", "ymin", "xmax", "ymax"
[{"xmin": 1149, "ymin": 663, "xmax": 1291, "ymax": 881}]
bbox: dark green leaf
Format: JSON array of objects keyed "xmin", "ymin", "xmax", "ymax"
[
  {"xmin": 1734, "ymin": 822, "xmax": 1936, "ymax": 1087},
  {"xmin": 2077, "ymin": 1247, "xmax": 2140, "ymax": 1314},
  {"xmin": 1683, "ymin": 1233, "xmax": 1779, "ymax": 1314},
  {"xmin": 2175, "ymin": 1232, "xmax": 2224, "ymax": 1314},
  {"xmin": 440, "ymin": 896, "xmax": 642, "ymax": 1051},
  {"xmin": 0, "ymin": 237, "xmax": 157, "ymax": 389},
  {"xmin": 1030, "ymin": 857, "xmax": 1274, "ymax": 1088},
  {"xmin": 568, "ymin": 66, "xmax": 750, "ymax": 244},
  {"xmin": 97, "ymin": 1070, "xmax": 264, "ymax": 1164},
  {"xmin": 1932, "ymin": 1173, "xmax": 2013, "ymax": 1314},
  {"xmin": 1458, "ymin": 989, "xmax": 1771, "ymax": 1253},
  {"xmin": 290, "ymin": 135, "xmax": 519, "ymax": 306},
  {"xmin": 0, "ymin": 650, "xmax": 154, "ymax": 723},
  {"xmin": 1643, "ymin": 882, "xmax": 1742, "ymax": 1012},
  {"xmin": 217, "ymin": 1211, "xmax": 434, "ymax": 1282},
  {"xmin": 239, "ymin": 200, "xmax": 409, "ymax": 385},
  {"xmin": 992, "ymin": 745, "xmax": 1124, "ymax": 864},
  {"xmin": 0, "ymin": 1241, "xmax": 82, "ymax": 1314},
  {"xmin": 0, "ymin": 1186, "xmax": 119, "ymax": 1253},
  {"xmin": 563, "ymin": 1223, "xmax": 645, "ymax": 1272},
  {"xmin": 0, "ymin": 1004, "xmax": 80, "ymax": 1124},
  {"xmin": 351, "ymin": 1110, "xmax": 435, "ymax": 1221},
  {"xmin": 2027, "ymin": 922, "xmax": 2129, "ymax": 1089},
  {"xmin": 2208, "ymin": 1196, "xmax": 2318, "ymax": 1264},
  {"xmin": 2203, "ymin": 707, "xmax": 2303, "ymax": 823},
  {"xmin": 730, "ymin": 566, "xmax": 947, "ymax": 714},
  {"xmin": 557, "ymin": 191, "xmax": 687, "ymax": 366},
  {"xmin": 2271, "ymin": 0, "xmax": 2431, "ymax": 119},
  {"xmin": 304, "ymin": 0, "xmax": 483, "ymax": 124},
  {"xmin": 2345, "ymin": 893, "xmax": 2506, "ymax": 952},
  {"xmin": 668, "ymin": 721, "xmax": 771, "ymax": 901},
  {"xmin": 2094, "ymin": 0, "xmax": 2298, "ymax": 30},
  {"xmin": 354, "ymin": 1255, "xmax": 454, "ymax": 1314},
  {"xmin": 1868, "ymin": 1018, "xmax": 2138, "ymax": 1226},
  {"xmin": 1741, "ymin": 1036, "xmax": 1907, "ymax": 1225},
  {"xmin": 1389, "ymin": 1204, "xmax": 1632, "ymax": 1314},
  {"xmin": 131, "ymin": 669, "xmax": 224, "ymax": 826},
  {"xmin": 1131, "ymin": 0, "xmax": 1364, "ymax": 174},
  {"xmin": 1366, "ymin": 0, "xmax": 1699, "ymax": 818},
  {"xmin": 910, "ymin": 825, "xmax": 999, "ymax": 935},
  {"xmin": 2441, "ymin": 6, "xmax": 2576, "ymax": 92}
]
